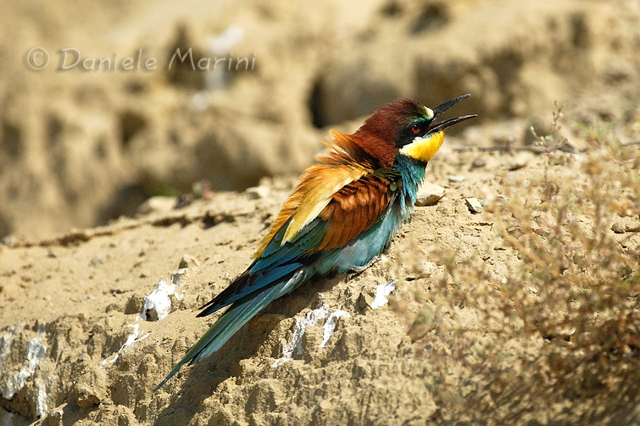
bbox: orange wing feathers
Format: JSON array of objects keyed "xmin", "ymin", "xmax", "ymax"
[
  {"xmin": 322, "ymin": 130, "xmax": 376, "ymax": 167},
  {"xmin": 254, "ymin": 131, "xmax": 387, "ymax": 258},
  {"xmin": 317, "ymin": 175, "xmax": 392, "ymax": 250}
]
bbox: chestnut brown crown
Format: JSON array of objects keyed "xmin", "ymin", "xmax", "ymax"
[{"xmin": 351, "ymin": 95, "xmax": 476, "ymax": 167}]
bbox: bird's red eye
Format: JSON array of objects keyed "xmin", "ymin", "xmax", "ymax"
[{"xmin": 411, "ymin": 124, "xmax": 420, "ymax": 134}]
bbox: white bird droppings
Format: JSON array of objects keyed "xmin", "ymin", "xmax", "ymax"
[
  {"xmin": 141, "ymin": 269, "xmax": 186, "ymax": 321},
  {"xmin": 99, "ymin": 321, "xmax": 150, "ymax": 368},
  {"xmin": 272, "ymin": 300, "xmax": 329, "ymax": 368},
  {"xmin": 273, "ymin": 298, "xmax": 355, "ymax": 367},
  {"xmin": 320, "ymin": 310, "xmax": 350, "ymax": 348},
  {"xmin": 1, "ymin": 326, "xmax": 47, "ymax": 400},
  {"xmin": 36, "ymin": 381, "xmax": 48, "ymax": 418},
  {"xmin": 370, "ymin": 280, "xmax": 397, "ymax": 309}
]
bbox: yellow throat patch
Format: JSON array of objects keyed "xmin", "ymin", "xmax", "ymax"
[{"xmin": 399, "ymin": 131, "xmax": 444, "ymax": 163}]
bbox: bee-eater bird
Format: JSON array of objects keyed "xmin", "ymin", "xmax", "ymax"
[{"xmin": 155, "ymin": 94, "xmax": 476, "ymax": 390}]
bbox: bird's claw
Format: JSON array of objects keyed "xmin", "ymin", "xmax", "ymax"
[{"xmin": 347, "ymin": 256, "xmax": 380, "ymax": 281}]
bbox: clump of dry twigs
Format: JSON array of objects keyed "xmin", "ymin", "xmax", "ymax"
[{"xmin": 396, "ymin": 108, "xmax": 640, "ymax": 424}]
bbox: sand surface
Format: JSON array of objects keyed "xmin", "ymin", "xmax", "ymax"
[{"xmin": 1, "ymin": 0, "xmax": 640, "ymax": 424}]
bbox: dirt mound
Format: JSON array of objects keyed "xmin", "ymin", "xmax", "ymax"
[
  {"xmin": 1, "ymin": 0, "xmax": 640, "ymax": 425},
  {"xmin": 0, "ymin": 141, "xmax": 533, "ymax": 425}
]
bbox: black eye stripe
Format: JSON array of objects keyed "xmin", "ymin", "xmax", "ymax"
[
  {"xmin": 395, "ymin": 119, "xmax": 431, "ymax": 148},
  {"xmin": 410, "ymin": 119, "xmax": 430, "ymax": 135}
]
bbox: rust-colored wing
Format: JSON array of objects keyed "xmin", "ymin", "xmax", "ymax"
[
  {"xmin": 315, "ymin": 172, "xmax": 396, "ymax": 251},
  {"xmin": 254, "ymin": 130, "xmax": 400, "ymax": 257},
  {"xmin": 254, "ymin": 131, "xmax": 375, "ymax": 258}
]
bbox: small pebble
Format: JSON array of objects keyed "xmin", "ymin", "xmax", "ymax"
[
  {"xmin": 465, "ymin": 198, "xmax": 483, "ymax": 213},
  {"xmin": 472, "ymin": 157, "xmax": 486, "ymax": 168},
  {"xmin": 358, "ymin": 293, "xmax": 375, "ymax": 310},
  {"xmin": 416, "ymin": 182, "xmax": 446, "ymax": 206},
  {"xmin": 448, "ymin": 175, "xmax": 465, "ymax": 183},
  {"xmin": 125, "ymin": 294, "xmax": 145, "ymax": 315},
  {"xmin": 611, "ymin": 223, "xmax": 625, "ymax": 234},
  {"xmin": 507, "ymin": 154, "xmax": 529, "ymax": 171},
  {"xmin": 137, "ymin": 196, "xmax": 177, "ymax": 215},
  {"xmin": 558, "ymin": 142, "xmax": 575, "ymax": 153},
  {"xmin": 179, "ymin": 254, "xmax": 199, "ymax": 269},
  {"xmin": 1, "ymin": 235, "xmax": 17, "ymax": 246},
  {"xmin": 89, "ymin": 256, "xmax": 104, "ymax": 267},
  {"xmin": 246, "ymin": 186, "xmax": 270, "ymax": 199},
  {"xmin": 482, "ymin": 194, "xmax": 509, "ymax": 212}
]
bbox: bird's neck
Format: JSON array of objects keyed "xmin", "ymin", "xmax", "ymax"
[{"xmin": 394, "ymin": 154, "xmax": 427, "ymax": 206}]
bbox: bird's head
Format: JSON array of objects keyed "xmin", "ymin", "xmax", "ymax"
[{"xmin": 353, "ymin": 94, "xmax": 477, "ymax": 166}]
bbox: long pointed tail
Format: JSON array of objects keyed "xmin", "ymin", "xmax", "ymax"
[{"xmin": 154, "ymin": 269, "xmax": 308, "ymax": 391}]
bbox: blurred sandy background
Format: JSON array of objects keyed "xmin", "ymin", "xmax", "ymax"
[
  {"xmin": 1, "ymin": 1, "xmax": 640, "ymax": 425},
  {"xmin": 1, "ymin": 0, "xmax": 638, "ymax": 240}
]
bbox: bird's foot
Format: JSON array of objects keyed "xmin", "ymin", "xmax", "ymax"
[{"xmin": 347, "ymin": 256, "xmax": 380, "ymax": 281}]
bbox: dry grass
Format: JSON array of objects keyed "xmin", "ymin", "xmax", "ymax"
[{"xmin": 395, "ymin": 108, "xmax": 640, "ymax": 424}]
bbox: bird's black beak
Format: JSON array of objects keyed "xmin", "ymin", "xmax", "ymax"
[{"xmin": 428, "ymin": 94, "xmax": 477, "ymax": 133}]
